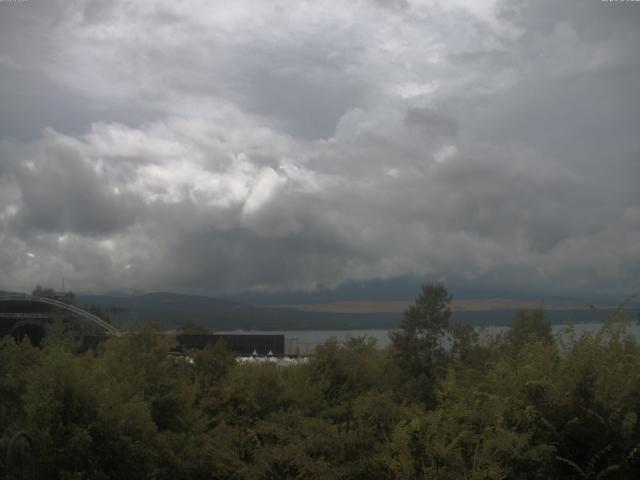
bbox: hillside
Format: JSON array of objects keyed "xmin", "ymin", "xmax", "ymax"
[{"xmin": 75, "ymin": 291, "xmax": 637, "ymax": 331}]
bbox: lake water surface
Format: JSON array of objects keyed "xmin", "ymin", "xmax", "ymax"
[{"xmin": 217, "ymin": 322, "xmax": 640, "ymax": 355}]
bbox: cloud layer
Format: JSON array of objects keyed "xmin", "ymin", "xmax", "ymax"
[{"xmin": 0, "ymin": 0, "xmax": 638, "ymax": 296}]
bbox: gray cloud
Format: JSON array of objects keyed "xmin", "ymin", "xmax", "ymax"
[
  {"xmin": 404, "ymin": 107, "xmax": 459, "ymax": 138},
  {"xmin": 0, "ymin": 0, "xmax": 638, "ymax": 297},
  {"xmin": 1, "ymin": 133, "xmax": 142, "ymax": 236}
]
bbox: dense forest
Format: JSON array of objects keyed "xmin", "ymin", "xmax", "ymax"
[{"xmin": 2, "ymin": 285, "xmax": 640, "ymax": 479}]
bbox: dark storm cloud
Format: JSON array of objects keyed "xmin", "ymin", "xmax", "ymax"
[
  {"xmin": 154, "ymin": 225, "xmax": 371, "ymax": 293},
  {"xmin": 0, "ymin": 132, "xmax": 142, "ymax": 237},
  {"xmin": 0, "ymin": 0, "xmax": 638, "ymax": 296},
  {"xmin": 14, "ymin": 147, "xmax": 140, "ymax": 236}
]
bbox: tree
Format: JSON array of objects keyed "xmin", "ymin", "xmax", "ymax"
[
  {"xmin": 450, "ymin": 322, "xmax": 483, "ymax": 366},
  {"xmin": 390, "ymin": 283, "xmax": 452, "ymax": 406},
  {"xmin": 506, "ymin": 308, "xmax": 552, "ymax": 351},
  {"xmin": 31, "ymin": 285, "xmax": 55, "ymax": 298},
  {"xmin": 180, "ymin": 320, "xmax": 211, "ymax": 335}
]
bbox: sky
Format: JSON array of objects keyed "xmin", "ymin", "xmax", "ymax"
[{"xmin": 0, "ymin": 0, "xmax": 638, "ymax": 297}]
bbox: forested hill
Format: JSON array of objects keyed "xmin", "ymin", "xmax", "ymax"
[
  {"xmin": 76, "ymin": 292, "xmax": 634, "ymax": 331},
  {"xmin": 77, "ymin": 292, "xmax": 401, "ymax": 330}
]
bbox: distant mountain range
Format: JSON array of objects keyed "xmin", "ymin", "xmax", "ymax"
[
  {"xmin": 5, "ymin": 280, "xmax": 636, "ymax": 331},
  {"xmin": 77, "ymin": 291, "xmax": 402, "ymax": 331},
  {"xmin": 217, "ymin": 276, "xmax": 633, "ymax": 306},
  {"xmin": 74, "ymin": 288, "xmax": 638, "ymax": 332}
]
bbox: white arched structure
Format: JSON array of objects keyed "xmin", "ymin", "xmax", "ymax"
[{"xmin": 0, "ymin": 294, "xmax": 120, "ymax": 336}]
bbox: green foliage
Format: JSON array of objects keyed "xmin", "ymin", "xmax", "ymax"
[
  {"xmin": 2, "ymin": 292, "xmax": 640, "ymax": 479},
  {"xmin": 506, "ymin": 308, "xmax": 552, "ymax": 350},
  {"xmin": 390, "ymin": 282, "xmax": 452, "ymax": 406},
  {"xmin": 179, "ymin": 320, "xmax": 211, "ymax": 335}
]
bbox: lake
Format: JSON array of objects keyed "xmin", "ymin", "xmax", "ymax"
[{"xmin": 217, "ymin": 322, "xmax": 640, "ymax": 355}]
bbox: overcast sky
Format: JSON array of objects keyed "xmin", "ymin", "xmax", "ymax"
[{"xmin": 0, "ymin": 0, "xmax": 638, "ymax": 297}]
